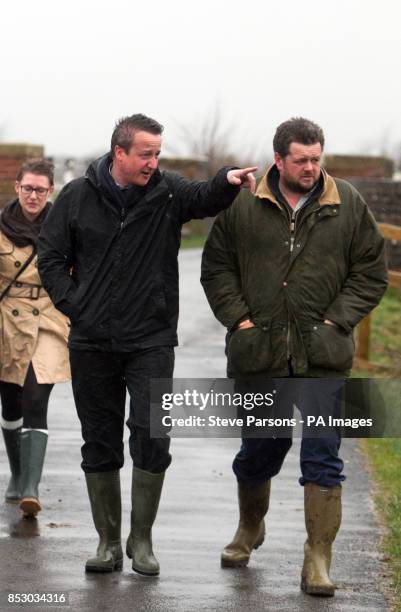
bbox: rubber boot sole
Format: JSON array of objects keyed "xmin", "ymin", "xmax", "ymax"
[
  {"xmin": 301, "ymin": 578, "xmax": 335, "ymax": 597},
  {"xmin": 126, "ymin": 547, "xmax": 159, "ymax": 576},
  {"xmin": 221, "ymin": 532, "xmax": 265, "ymax": 568},
  {"xmin": 5, "ymin": 496, "xmax": 21, "ymax": 504},
  {"xmin": 20, "ymin": 497, "xmax": 41, "ymax": 518},
  {"xmin": 131, "ymin": 564, "xmax": 159, "ymax": 577},
  {"xmin": 221, "ymin": 556, "xmax": 250, "ymax": 568},
  {"xmin": 85, "ymin": 559, "xmax": 123, "ymax": 573}
]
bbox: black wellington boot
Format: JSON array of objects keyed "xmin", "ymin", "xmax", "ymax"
[
  {"xmin": 85, "ymin": 471, "xmax": 123, "ymax": 572},
  {"xmin": 126, "ymin": 467, "xmax": 165, "ymax": 576}
]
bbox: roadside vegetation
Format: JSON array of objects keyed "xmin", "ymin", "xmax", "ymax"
[
  {"xmin": 180, "ymin": 234, "xmax": 206, "ymax": 250},
  {"xmin": 357, "ymin": 287, "xmax": 401, "ymax": 610},
  {"xmin": 369, "ymin": 288, "xmax": 401, "ymax": 371}
]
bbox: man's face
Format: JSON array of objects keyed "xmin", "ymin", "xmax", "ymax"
[
  {"xmin": 275, "ymin": 142, "xmax": 322, "ymax": 194},
  {"xmin": 113, "ymin": 130, "xmax": 162, "ymax": 186},
  {"xmin": 15, "ymin": 172, "xmax": 53, "ymax": 221}
]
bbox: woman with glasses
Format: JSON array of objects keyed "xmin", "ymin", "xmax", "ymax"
[{"xmin": 0, "ymin": 158, "xmax": 70, "ymax": 518}]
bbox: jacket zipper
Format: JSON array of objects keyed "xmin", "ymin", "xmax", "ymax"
[
  {"xmin": 287, "ymin": 209, "xmax": 297, "ymax": 359},
  {"xmin": 285, "ymin": 205, "xmax": 322, "ymax": 363},
  {"xmin": 289, "ymin": 210, "xmax": 296, "ymax": 252},
  {"xmin": 120, "ymin": 207, "xmax": 126, "ymax": 229}
]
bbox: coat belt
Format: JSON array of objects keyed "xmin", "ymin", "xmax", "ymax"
[{"xmin": 0, "ymin": 281, "xmax": 46, "ymax": 300}]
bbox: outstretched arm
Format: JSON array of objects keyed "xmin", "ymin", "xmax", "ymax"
[
  {"xmin": 168, "ymin": 166, "xmax": 257, "ymax": 224},
  {"xmin": 226, "ymin": 167, "xmax": 257, "ymax": 193}
]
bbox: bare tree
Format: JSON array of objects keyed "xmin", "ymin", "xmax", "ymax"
[
  {"xmin": 171, "ymin": 104, "xmax": 269, "ymax": 178},
  {"xmin": 175, "ymin": 106, "xmax": 236, "ymax": 177}
]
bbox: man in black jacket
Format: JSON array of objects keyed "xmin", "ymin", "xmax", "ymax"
[{"xmin": 38, "ymin": 113, "xmax": 256, "ymax": 575}]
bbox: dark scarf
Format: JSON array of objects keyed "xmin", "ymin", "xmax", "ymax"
[
  {"xmin": 0, "ymin": 198, "xmax": 52, "ymax": 248},
  {"xmin": 268, "ymin": 165, "xmax": 324, "ymax": 213}
]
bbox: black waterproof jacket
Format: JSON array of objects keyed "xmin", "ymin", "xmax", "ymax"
[{"xmin": 38, "ymin": 156, "xmax": 239, "ymax": 351}]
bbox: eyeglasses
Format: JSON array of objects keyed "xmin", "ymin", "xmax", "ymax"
[{"xmin": 20, "ymin": 185, "xmax": 49, "ymax": 196}]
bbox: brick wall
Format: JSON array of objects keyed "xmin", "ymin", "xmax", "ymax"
[
  {"xmin": 324, "ymin": 154, "xmax": 394, "ymax": 179},
  {"xmin": 0, "ymin": 144, "xmax": 44, "ymax": 208},
  {"xmin": 158, "ymin": 157, "xmax": 208, "ymax": 180},
  {"xmin": 324, "ymin": 155, "xmax": 400, "ymax": 270},
  {"xmin": 347, "ymin": 178, "xmax": 401, "ymax": 270}
]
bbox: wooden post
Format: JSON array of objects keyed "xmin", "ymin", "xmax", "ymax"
[
  {"xmin": 356, "ymin": 314, "xmax": 371, "ymax": 361},
  {"xmin": 353, "ymin": 223, "xmax": 401, "ymax": 372}
]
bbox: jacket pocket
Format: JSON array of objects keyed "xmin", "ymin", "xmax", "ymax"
[
  {"xmin": 69, "ymin": 284, "xmax": 107, "ymax": 337},
  {"xmin": 305, "ymin": 322, "xmax": 354, "ymax": 371},
  {"xmin": 68, "ymin": 284, "xmax": 86, "ymax": 324},
  {"xmin": 146, "ymin": 282, "xmax": 168, "ymax": 322},
  {"xmin": 227, "ymin": 324, "xmax": 271, "ymax": 375}
]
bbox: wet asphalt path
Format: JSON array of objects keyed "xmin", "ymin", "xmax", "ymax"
[{"xmin": 0, "ymin": 249, "xmax": 389, "ymax": 611}]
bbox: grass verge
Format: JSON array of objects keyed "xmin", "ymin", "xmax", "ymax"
[
  {"xmin": 180, "ymin": 234, "xmax": 206, "ymax": 249},
  {"xmin": 357, "ymin": 286, "xmax": 401, "ymax": 609},
  {"xmin": 370, "ymin": 287, "xmax": 401, "ymax": 372},
  {"xmin": 361, "ymin": 438, "xmax": 401, "ymax": 610}
]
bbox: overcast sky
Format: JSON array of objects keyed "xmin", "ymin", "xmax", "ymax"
[{"xmin": 1, "ymin": 0, "xmax": 400, "ymax": 163}]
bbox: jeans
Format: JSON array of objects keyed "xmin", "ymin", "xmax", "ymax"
[{"xmin": 233, "ymin": 377, "xmax": 345, "ymax": 487}]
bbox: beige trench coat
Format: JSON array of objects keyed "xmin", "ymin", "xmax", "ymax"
[{"xmin": 0, "ymin": 232, "xmax": 71, "ymax": 386}]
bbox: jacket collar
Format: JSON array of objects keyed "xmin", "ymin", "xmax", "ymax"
[
  {"xmin": 255, "ymin": 165, "xmax": 341, "ymax": 207},
  {"xmin": 85, "ymin": 154, "xmax": 166, "ymax": 209}
]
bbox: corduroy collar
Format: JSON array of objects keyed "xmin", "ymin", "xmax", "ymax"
[{"xmin": 255, "ymin": 165, "xmax": 341, "ymax": 207}]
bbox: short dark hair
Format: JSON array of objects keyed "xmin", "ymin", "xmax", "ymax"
[
  {"xmin": 273, "ymin": 117, "xmax": 325, "ymax": 157},
  {"xmin": 16, "ymin": 158, "xmax": 54, "ymax": 186},
  {"xmin": 110, "ymin": 114, "xmax": 164, "ymax": 157}
]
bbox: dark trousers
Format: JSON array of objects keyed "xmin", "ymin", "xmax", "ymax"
[
  {"xmin": 233, "ymin": 377, "xmax": 345, "ymax": 488},
  {"xmin": 69, "ymin": 347, "xmax": 175, "ymax": 474},
  {"xmin": 0, "ymin": 364, "xmax": 53, "ymax": 429}
]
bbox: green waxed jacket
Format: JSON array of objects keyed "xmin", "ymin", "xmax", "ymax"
[{"xmin": 201, "ymin": 167, "xmax": 388, "ymax": 378}]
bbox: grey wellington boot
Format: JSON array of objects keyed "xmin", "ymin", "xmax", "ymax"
[
  {"xmin": 85, "ymin": 471, "xmax": 123, "ymax": 573},
  {"xmin": 19, "ymin": 429, "xmax": 48, "ymax": 517},
  {"xmin": 301, "ymin": 483, "xmax": 342, "ymax": 597},
  {"xmin": 1, "ymin": 426, "xmax": 22, "ymax": 503},
  {"xmin": 126, "ymin": 467, "xmax": 165, "ymax": 576},
  {"xmin": 221, "ymin": 480, "xmax": 271, "ymax": 567}
]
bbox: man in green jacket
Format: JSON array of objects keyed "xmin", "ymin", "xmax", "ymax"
[{"xmin": 201, "ymin": 117, "xmax": 387, "ymax": 597}]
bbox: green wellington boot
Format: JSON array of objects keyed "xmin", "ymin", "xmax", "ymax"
[
  {"xmin": 1, "ymin": 426, "xmax": 22, "ymax": 503},
  {"xmin": 221, "ymin": 480, "xmax": 271, "ymax": 567},
  {"xmin": 126, "ymin": 467, "xmax": 165, "ymax": 576},
  {"xmin": 301, "ymin": 483, "xmax": 342, "ymax": 597},
  {"xmin": 19, "ymin": 429, "xmax": 48, "ymax": 517},
  {"xmin": 85, "ymin": 471, "xmax": 123, "ymax": 572}
]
